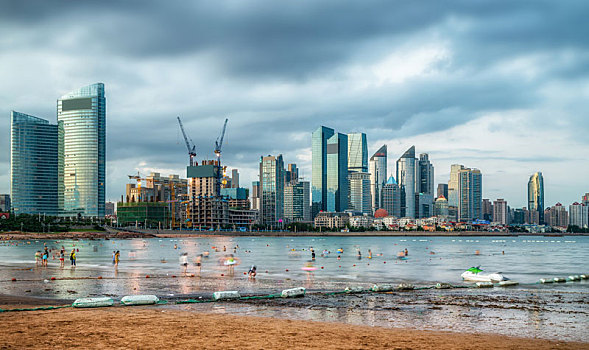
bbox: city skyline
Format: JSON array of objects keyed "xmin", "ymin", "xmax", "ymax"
[{"xmin": 1, "ymin": 1, "xmax": 588, "ymax": 208}]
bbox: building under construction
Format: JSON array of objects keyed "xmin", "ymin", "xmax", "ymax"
[{"xmin": 186, "ymin": 161, "xmax": 228, "ymax": 229}]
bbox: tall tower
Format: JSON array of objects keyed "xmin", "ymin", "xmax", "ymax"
[
  {"xmin": 417, "ymin": 153, "xmax": 434, "ymax": 218},
  {"xmin": 528, "ymin": 172, "xmax": 544, "ymax": 224},
  {"xmin": 458, "ymin": 167, "xmax": 482, "ymax": 221},
  {"xmin": 369, "ymin": 145, "xmax": 387, "ymax": 213},
  {"xmin": 10, "ymin": 112, "xmax": 59, "ymax": 215},
  {"xmin": 347, "ymin": 133, "xmax": 368, "ymax": 172},
  {"xmin": 58, "ymin": 83, "xmax": 106, "ymax": 217},
  {"xmin": 259, "ymin": 154, "xmax": 285, "ymax": 226},
  {"xmin": 396, "ymin": 146, "xmax": 416, "ymax": 218},
  {"xmin": 326, "ymin": 133, "xmax": 348, "ymax": 212},
  {"xmin": 311, "ymin": 126, "xmax": 335, "ymax": 216}
]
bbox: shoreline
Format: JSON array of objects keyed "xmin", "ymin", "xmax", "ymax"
[
  {"xmin": 0, "ymin": 305, "xmax": 586, "ymax": 349},
  {"xmin": 1, "ymin": 230, "xmax": 585, "ymax": 240}
]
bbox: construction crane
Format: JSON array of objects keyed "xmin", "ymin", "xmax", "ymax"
[
  {"xmin": 177, "ymin": 116, "xmax": 197, "ymax": 166},
  {"xmin": 214, "ymin": 118, "xmax": 228, "ymax": 196}
]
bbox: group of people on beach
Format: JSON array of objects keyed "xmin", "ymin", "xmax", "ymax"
[{"xmin": 34, "ymin": 245, "xmax": 77, "ymax": 268}]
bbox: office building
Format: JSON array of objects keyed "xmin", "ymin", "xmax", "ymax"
[
  {"xmin": 348, "ymin": 172, "xmax": 371, "ymax": 214},
  {"xmin": 396, "ymin": 146, "xmax": 416, "ymax": 218},
  {"xmin": 0, "ymin": 194, "xmax": 10, "ymax": 212},
  {"xmin": 447, "ymin": 164, "xmax": 464, "ymax": 221},
  {"xmin": 458, "ymin": 167, "xmax": 482, "ymax": 221},
  {"xmin": 311, "ymin": 126, "xmax": 335, "ymax": 215},
  {"xmin": 416, "ymin": 153, "xmax": 434, "ymax": 218},
  {"xmin": 437, "ymin": 184, "xmax": 448, "ymax": 200},
  {"xmin": 231, "ymin": 169, "xmax": 239, "ymax": 188},
  {"xmin": 381, "ymin": 176, "xmax": 401, "ymax": 217},
  {"xmin": 434, "ymin": 196, "xmax": 449, "ymax": 218},
  {"xmin": 569, "ymin": 202, "xmax": 588, "ymax": 228},
  {"xmin": 259, "ymin": 155, "xmax": 285, "ymax": 226},
  {"xmin": 347, "ymin": 133, "xmax": 368, "ymax": 172},
  {"xmin": 286, "ymin": 164, "xmax": 299, "ymax": 184},
  {"xmin": 117, "ymin": 202, "xmax": 170, "ymax": 228},
  {"xmin": 58, "ymin": 83, "xmax": 106, "ymax": 217},
  {"xmin": 583, "ymin": 193, "xmax": 589, "ymax": 206},
  {"xmin": 326, "ymin": 133, "xmax": 348, "ymax": 212},
  {"xmin": 251, "ymin": 181, "xmax": 261, "ymax": 211},
  {"xmin": 186, "ymin": 161, "xmax": 228, "ymax": 229},
  {"xmin": 10, "ymin": 111, "xmax": 59, "ymax": 215},
  {"xmin": 528, "ymin": 172, "xmax": 544, "ymax": 224},
  {"xmin": 221, "ymin": 187, "xmax": 250, "ymax": 210},
  {"xmin": 105, "ymin": 202, "xmax": 115, "ymax": 216},
  {"xmin": 493, "ymin": 198, "xmax": 508, "ymax": 225},
  {"xmin": 369, "ymin": 145, "xmax": 387, "ymax": 213},
  {"xmin": 284, "ymin": 181, "xmax": 311, "ymax": 222}
]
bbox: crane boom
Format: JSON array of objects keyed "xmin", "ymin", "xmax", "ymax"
[
  {"xmin": 214, "ymin": 118, "xmax": 228, "ymax": 157},
  {"xmin": 177, "ymin": 116, "xmax": 197, "ymax": 166}
]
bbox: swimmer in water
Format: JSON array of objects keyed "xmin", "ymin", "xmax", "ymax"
[
  {"xmin": 357, "ymin": 249, "xmax": 362, "ymax": 260},
  {"xmin": 248, "ymin": 265, "xmax": 257, "ymax": 279},
  {"xmin": 368, "ymin": 249, "xmax": 372, "ymax": 259},
  {"xmin": 404, "ymin": 248, "xmax": 408, "ymax": 256},
  {"xmin": 194, "ymin": 254, "xmax": 203, "ymax": 276}
]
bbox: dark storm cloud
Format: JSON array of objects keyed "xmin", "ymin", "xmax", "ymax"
[{"xmin": 1, "ymin": 0, "xmax": 588, "ymax": 205}]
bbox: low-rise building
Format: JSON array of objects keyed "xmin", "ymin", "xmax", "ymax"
[
  {"xmin": 349, "ymin": 214, "xmax": 374, "ymax": 228},
  {"xmin": 314, "ymin": 212, "xmax": 350, "ymax": 229}
]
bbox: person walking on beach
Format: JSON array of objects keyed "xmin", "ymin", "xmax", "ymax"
[
  {"xmin": 180, "ymin": 252, "xmax": 188, "ymax": 275},
  {"xmin": 70, "ymin": 249, "xmax": 76, "ymax": 267},
  {"xmin": 42, "ymin": 247, "xmax": 49, "ymax": 267},
  {"xmin": 59, "ymin": 248, "xmax": 65, "ymax": 268}
]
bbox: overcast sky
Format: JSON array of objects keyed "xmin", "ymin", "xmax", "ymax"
[{"xmin": 1, "ymin": 1, "xmax": 588, "ymax": 208}]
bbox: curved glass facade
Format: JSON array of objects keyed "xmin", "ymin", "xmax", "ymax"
[
  {"xmin": 58, "ymin": 83, "xmax": 106, "ymax": 217},
  {"xmin": 528, "ymin": 172, "xmax": 544, "ymax": 224},
  {"xmin": 10, "ymin": 111, "xmax": 58, "ymax": 215}
]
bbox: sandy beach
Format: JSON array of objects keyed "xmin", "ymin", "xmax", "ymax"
[{"xmin": 0, "ymin": 305, "xmax": 586, "ymax": 349}]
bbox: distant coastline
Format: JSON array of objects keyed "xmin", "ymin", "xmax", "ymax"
[{"xmin": 1, "ymin": 229, "xmax": 587, "ymax": 240}]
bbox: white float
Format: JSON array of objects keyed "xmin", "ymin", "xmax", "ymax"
[
  {"xmin": 72, "ymin": 297, "xmax": 114, "ymax": 308},
  {"xmin": 397, "ymin": 283, "xmax": 415, "ymax": 290},
  {"xmin": 540, "ymin": 278, "xmax": 553, "ymax": 283},
  {"xmin": 371, "ymin": 284, "xmax": 394, "ymax": 292},
  {"xmin": 121, "ymin": 294, "xmax": 160, "ymax": 306},
  {"xmin": 344, "ymin": 286, "xmax": 365, "ymax": 293},
  {"xmin": 553, "ymin": 277, "xmax": 566, "ymax": 283},
  {"xmin": 497, "ymin": 280, "xmax": 519, "ymax": 287},
  {"xmin": 212, "ymin": 291, "xmax": 241, "ymax": 300},
  {"xmin": 475, "ymin": 281, "xmax": 494, "ymax": 288},
  {"xmin": 281, "ymin": 287, "xmax": 306, "ymax": 298},
  {"xmin": 435, "ymin": 283, "xmax": 453, "ymax": 289}
]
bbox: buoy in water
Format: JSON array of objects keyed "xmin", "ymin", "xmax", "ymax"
[
  {"xmin": 11, "ymin": 278, "xmax": 16, "ymax": 282},
  {"xmin": 51, "ymin": 277, "xmax": 56, "ymax": 280},
  {"xmin": 145, "ymin": 275, "xmax": 150, "ymax": 278}
]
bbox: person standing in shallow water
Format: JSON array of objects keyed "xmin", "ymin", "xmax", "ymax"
[
  {"xmin": 180, "ymin": 253, "xmax": 188, "ymax": 275},
  {"xmin": 114, "ymin": 251, "xmax": 120, "ymax": 267},
  {"xmin": 70, "ymin": 249, "xmax": 76, "ymax": 267}
]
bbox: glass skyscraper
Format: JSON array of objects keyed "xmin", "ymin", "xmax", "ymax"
[
  {"xmin": 259, "ymin": 154, "xmax": 284, "ymax": 226},
  {"xmin": 312, "ymin": 126, "xmax": 335, "ymax": 215},
  {"xmin": 58, "ymin": 83, "xmax": 106, "ymax": 217},
  {"xmin": 326, "ymin": 133, "xmax": 348, "ymax": 212},
  {"xmin": 396, "ymin": 146, "xmax": 416, "ymax": 218},
  {"xmin": 10, "ymin": 111, "xmax": 59, "ymax": 215},
  {"xmin": 458, "ymin": 167, "xmax": 482, "ymax": 222},
  {"xmin": 528, "ymin": 171, "xmax": 544, "ymax": 224},
  {"xmin": 347, "ymin": 133, "xmax": 368, "ymax": 173},
  {"xmin": 369, "ymin": 145, "xmax": 387, "ymax": 213}
]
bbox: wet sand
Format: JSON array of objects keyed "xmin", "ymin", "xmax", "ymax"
[{"xmin": 1, "ymin": 306, "xmax": 586, "ymax": 349}]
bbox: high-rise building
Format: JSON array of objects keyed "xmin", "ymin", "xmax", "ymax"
[
  {"xmin": 493, "ymin": 198, "xmax": 508, "ymax": 225},
  {"xmin": 482, "ymin": 198, "xmax": 493, "ymax": 221},
  {"xmin": 187, "ymin": 161, "xmax": 228, "ymax": 229},
  {"xmin": 583, "ymin": 193, "xmax": 589, "ymax": 205},
  {"xmin": 416, "ymin": 153, "xmax": 434, "ymax": 218},
  {"xmin": 528, "ymin": 172, "xmax": 544, "ymax": 224},
  {"xmin": 284, "ymin": 181, "xmax": 311, "ymax": 222},
  {"xmin": 347, "ymin": 133, "xmax": 368, "ymax": 173},
  {"xmin": 437, "ymin": 184, "xmax": 448, "ymax": 200},
  {"xmin": 0, "ymin": 194, "xmax": 10, "ymax": 212},
  {"xmin": 369, "ymin": 145, "xmax": 387, "ymax": 213},
  {"xmin": 381, "ymin": 176, "xmax": 401, "ymax": 217},
  {"xmin": 458, "ymin": 167, "xmax": 482, "ymax": 222},
  {"xmin": 259, "ymin": 155, "xmax": 285, "ymax": 226},
  {"xmin": 326, "ymin": 133, "xmax": 348, "ymax": 212},
  {"xmin": 231, "ymin": 169, "xmax": 239, "ymax": 188},
  {"xmin": 447, "ymin": 164, "xmax": 464, "ymax": 220},
  {"xmin": 10, "ymin": 111, "xmax": 59, "ymax": 215},
  {"xmin": 396, "ymin": 146, "xmax": 416, "ymax": 218},
  {"xmin": 434, "ymin": 196, "xmax": 449, "ymax": 218},
  {"xmin": 58, "ymin": 83, "xmax": 106, "ymax": 217},
  {"xmin": 348, "ymin": 172, "xmax": 371, "ymax": 214},
  {"xmin": 544, "ymin": 203, "xmax": 568, "ymax": 228},
  {"xmin": 251, "ymin": 181, "xmax": 261, "ymax": 211},
  {"xmin": 311, "ymin": 126, "xmax": 335, "ymax": 215},
  {"xmin": 285, "ymin": 164, "xmax": 299, "ymax": 184},
  {"xmin": 568, "ymin": 202, "xmax": 588, "ymax": 228}
]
